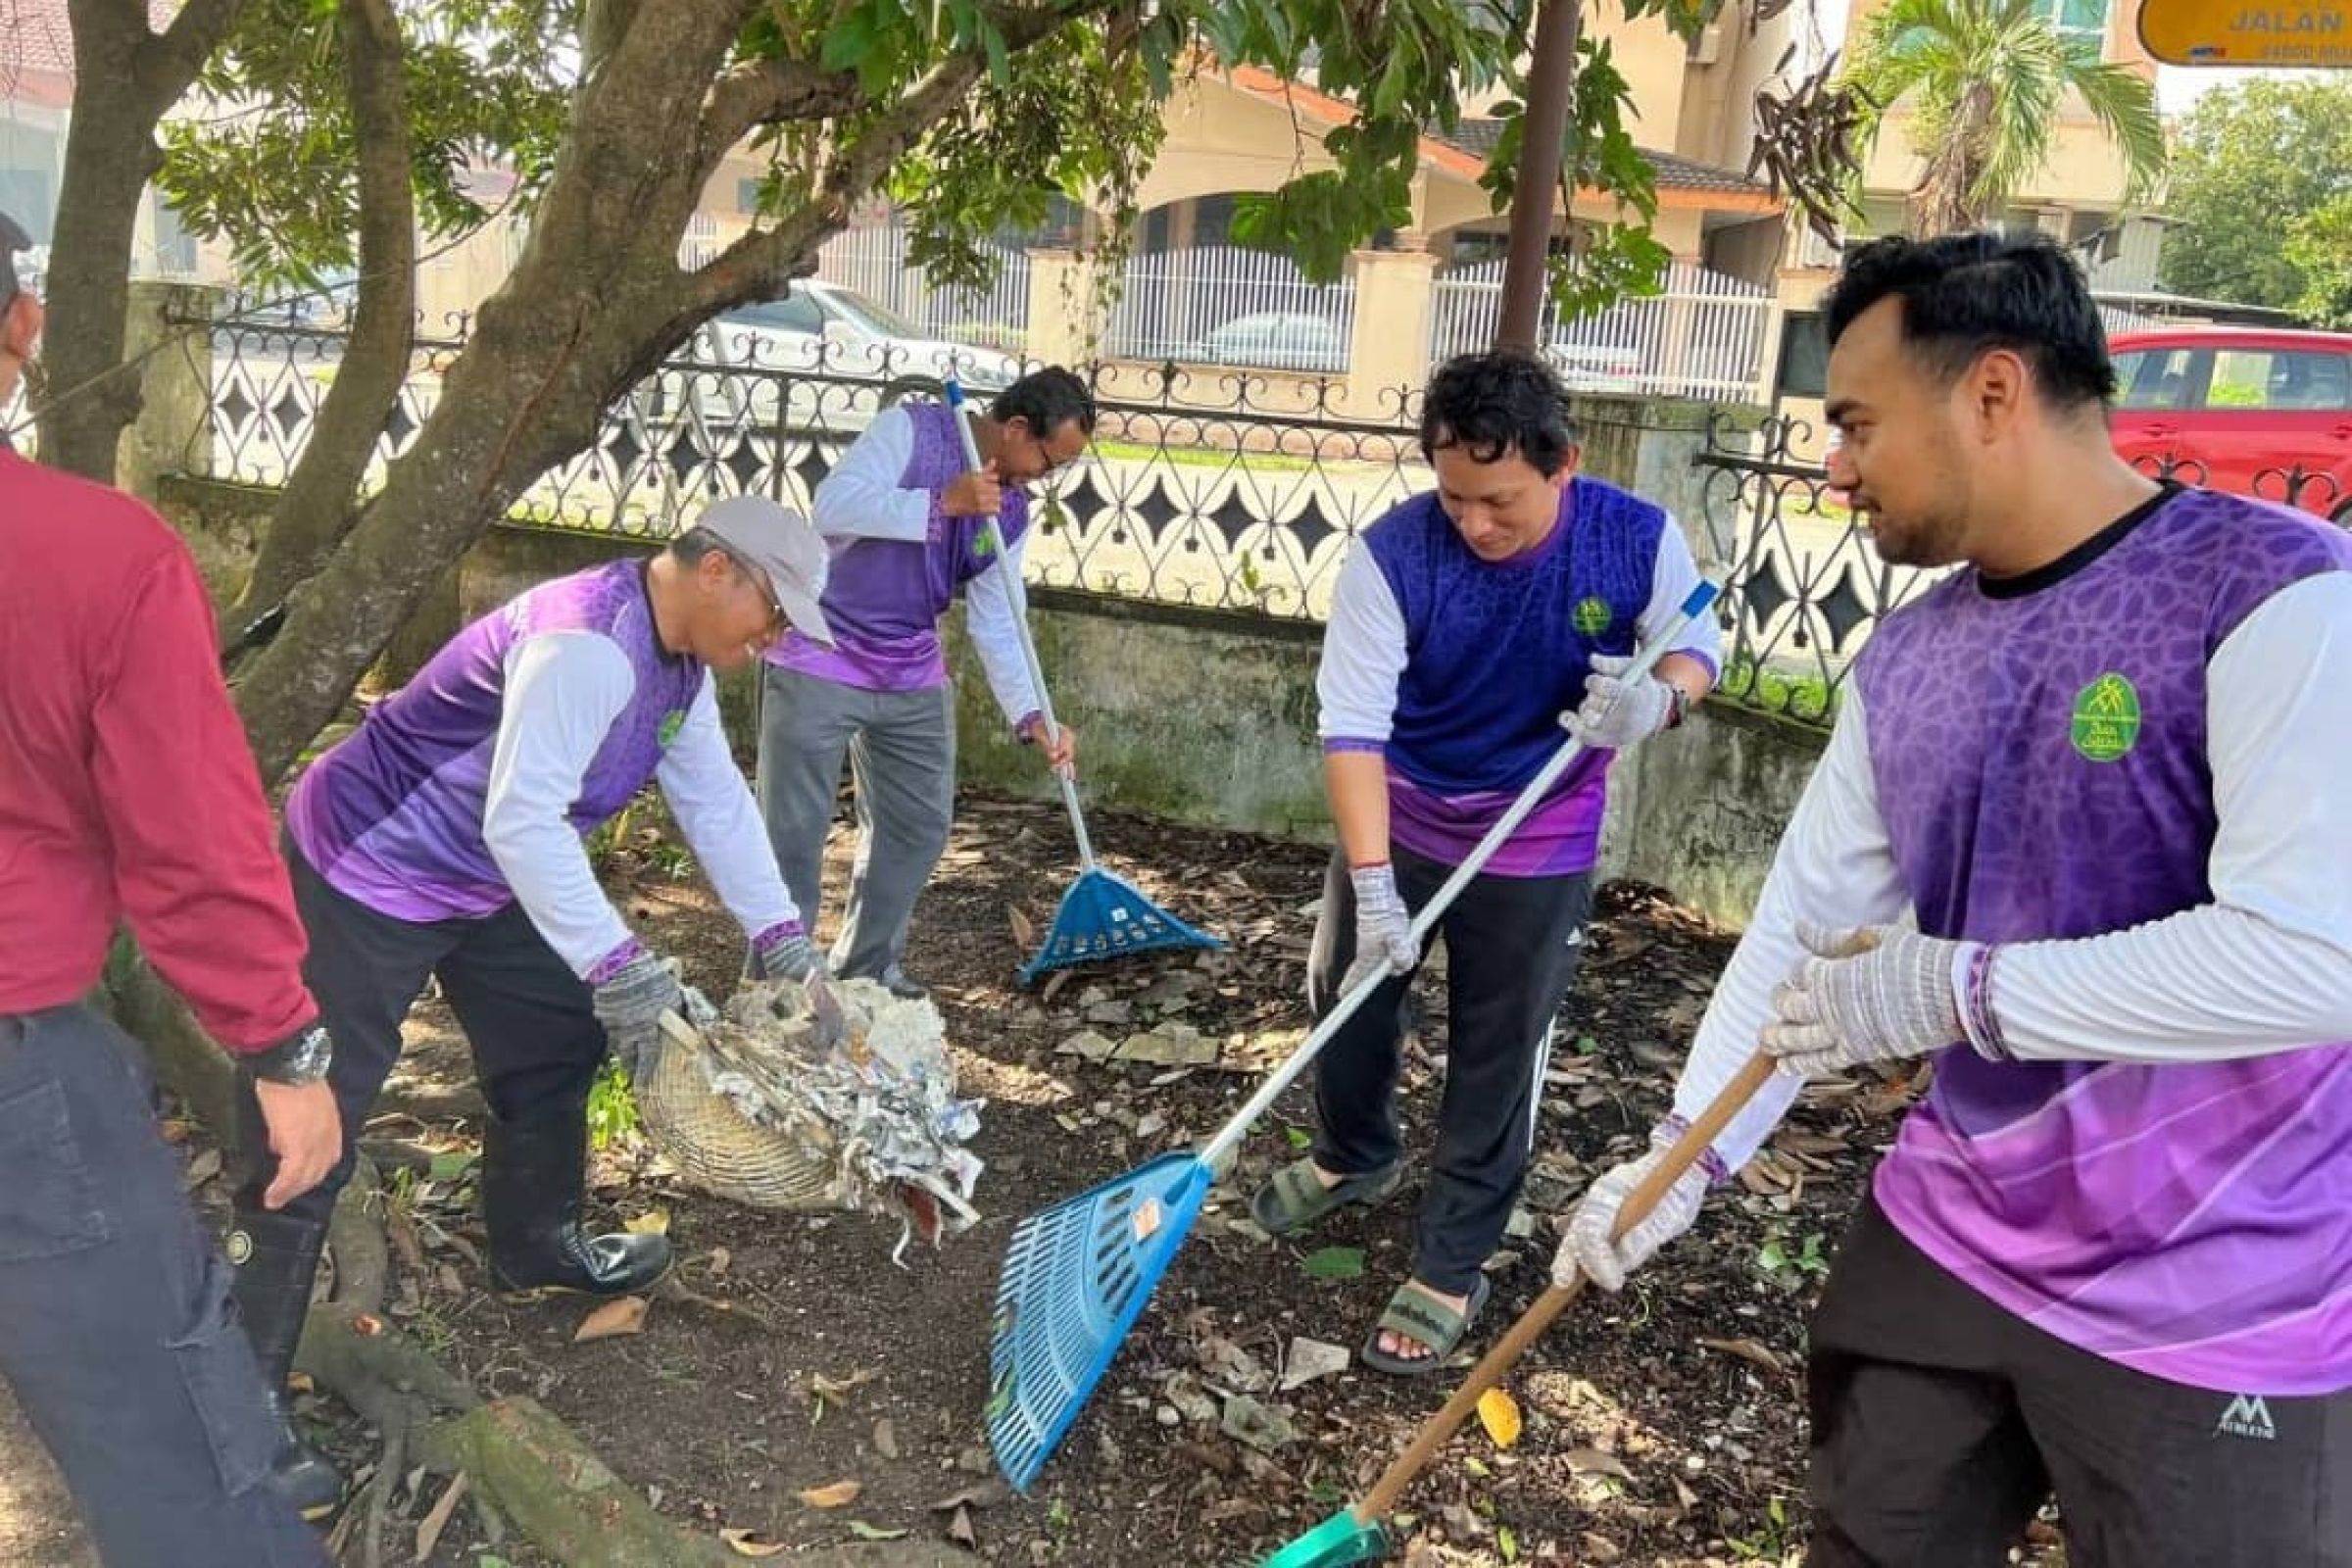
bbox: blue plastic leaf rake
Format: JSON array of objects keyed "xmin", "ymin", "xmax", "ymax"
[
  {"xmin": 943, "ymin": 379, "xmax": 1223, "ymax": 986},
  {"xmin": 986, "ymin": 578, "xmax": 1724, "ymax": 1493}
]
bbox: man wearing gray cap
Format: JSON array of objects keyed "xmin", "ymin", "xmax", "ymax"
[
  {"xmin": 231, "ymin": 497, "xmax": 839, "ymax": 1438},
  {"xmin": 0, "ymin": 209, "xmax": 332, "ymax": 1557}
]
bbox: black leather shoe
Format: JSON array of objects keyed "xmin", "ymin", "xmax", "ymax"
[{"xmin": 482, "ymin": 1093, "xmax": 671, "ymax": 1299}]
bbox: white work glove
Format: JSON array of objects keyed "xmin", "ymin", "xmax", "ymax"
[
  {"xmin": 1339, "ymin": 862, "xmax": 1419, "ymax": 997},
  {"xmin": 1563, "ymin": 654, "xmax": 1675, "ymax": 750},
  {"xmin": 1762, "ymin": 922, "xmax": 1979, "ymax": 1077},
  {"xmin": 1553, "ymin": 1122, "xmax": 1712, "ymax": 1293}
]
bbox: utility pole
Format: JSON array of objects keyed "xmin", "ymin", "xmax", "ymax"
[{"xmin": 1496, "ymin": 0, "xmax": 1581, "ymax": 351}]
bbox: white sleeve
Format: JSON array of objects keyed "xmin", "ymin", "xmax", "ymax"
[
  {"xmin": 655, "ymin": 674, "xmax": 803, "ymax": 940},
  {"xmin": 1987, "ymin": 571, "xmax": 2352, "ymax": 1062},
  {"xmin": 1638, "ymin": 516, "xmax": 1723, "ymax": 681},
  {"xmin": 811, "ymin": 405, "xmax": 931, "ymax": 543},
  {"xmin": 1317, "ymin": 543, "xmax": 1408, "ymax": 747},
  {"xmin": 1670, "ymin": 680, "xmax": 1911, "ymax": 1172},
  {"xmin": 962, "ymin": 526, "xmax": 1043, "ymax": 725},
  {"xmin": 482, "ymin": 633, "xmax": 639, "ymax": 978}
]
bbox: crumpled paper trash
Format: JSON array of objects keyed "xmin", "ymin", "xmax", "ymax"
[{"xmin": 650, "ymin": 978, "xmax": 986, "ymax": 1263}]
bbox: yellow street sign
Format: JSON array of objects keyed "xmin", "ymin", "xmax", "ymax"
[{"xmin": 2138, "ymin": 0, "xmax": 2351, "ymax": 66}]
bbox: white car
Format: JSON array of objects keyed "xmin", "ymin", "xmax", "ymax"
[{"xmin": 648, "ymin": 280, "xmax": 1022, "ymax": 436}]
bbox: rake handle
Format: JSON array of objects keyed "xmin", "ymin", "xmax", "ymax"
[
  {"xmin": 944, "ymin": 380, "xmax": 1096, "ymax": 871},
  {"xmin": 1196, "ymin": 579, "xmax": 1721, "ymax": 1173},
  {"xmin": 1354, "ymin": 1052, "xmax": 1776, "ymax": 1522}
]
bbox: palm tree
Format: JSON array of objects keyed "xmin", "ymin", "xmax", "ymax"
[{"xmin": 1844, "ymin": 0, "xmax": 2167, "ymax": 239}]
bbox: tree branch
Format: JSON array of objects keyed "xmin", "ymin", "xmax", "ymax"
[
  {"xmin": 234, "ymin": 0, "xmax": 418, "ymax": 621},
  {"xmin": 680, "ymin": 4, "xmax": 1096, "ymax": 319},
  {"xmin": 698, "ymin": 58, "xmax": 861, "ymax": 161},
  {"xmin": 146, "ymin": 0, "xmax": 253, "ymax": 87}
]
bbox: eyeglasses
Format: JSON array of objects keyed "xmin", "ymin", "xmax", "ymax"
[{"xmin": 728, "ymin": 560, "xmax": 785, "ymax": 632}]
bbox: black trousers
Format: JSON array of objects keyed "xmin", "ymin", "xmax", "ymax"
[
  {"xmin": 252, "ymin": 844, "xmax": 612, "ymax": 1227},
  {"xmin": 1808, "ymin": 1195, "xmax": 2352, "ymax": 1567},
  {"xmin": 0, "ymin": 1006, "xmax": 324, "ymax": 1567},
  {"xmin": 1306, "ymin": 845, "xmax": 1593, "ymax": 1296}
]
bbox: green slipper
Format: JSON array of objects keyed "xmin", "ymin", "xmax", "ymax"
[
  {"xmin": 1249, "ymin": 1156, "xmax": 1402, "ymax": 1237},
  {"xmin": 1361, "ymin": 1275, "xmax": 1494, "ymax": 1378}
]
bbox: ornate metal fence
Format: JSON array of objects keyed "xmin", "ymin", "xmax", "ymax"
[
  {"xmin": 1691, "ymin": 420, "xmax": 2352, "ymax": 731},
  {"xmin": 202, "ymin": 311, "xmax": 1435, "ymax": 621},
  {"xmin": 1691, "ymin": 415, "xmax": 1937, "ymax": 727}
]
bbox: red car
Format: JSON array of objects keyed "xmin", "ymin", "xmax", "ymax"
[{"xmin": 2108, "ymin": 328, "xmax": 2352, "ymax": 526}]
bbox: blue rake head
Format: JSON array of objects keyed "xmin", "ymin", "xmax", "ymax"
[
  {"xmin": 986, "ymin": 1151, "xmax": 1213, "ymax": 1490},
  {"xmin": 1016, "ymin": 866, "xmax": 1222, "ymax": 987}
]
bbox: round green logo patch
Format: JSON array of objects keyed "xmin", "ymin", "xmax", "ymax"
[
  {"xmin": 2070, "ymin": 673, "xmax": 2141, "ymax": 762},
  {"xmin": 1573, "ymin": 596, "xmax": 1614, "ymax": 636},
  {"xmin": 658, "ymin": 710, "xmax": 686, "ymax": 749}
]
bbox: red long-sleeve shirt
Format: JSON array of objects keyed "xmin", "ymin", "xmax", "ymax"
[{"xmin": 0, "ymin": 446, "xmax": 316, "ymax": 1051}]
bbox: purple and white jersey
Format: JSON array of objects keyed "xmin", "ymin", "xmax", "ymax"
[
  {"xmin": 1669, "ymin": 486, "xmax": 2352, "ymax": 1395},
  {"xmin": 766, "ymin": 401, "xmax": 1041, "ymax": 723},
  {"xmin": 1318, "ymin": 477, "xmax": 1719, "ymax": 876},
  {"xmin": 287, "ymin": 559, "xmax": 799, "ymax": 977}
]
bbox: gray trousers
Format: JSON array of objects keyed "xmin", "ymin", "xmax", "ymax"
[
  {"xmin": 757, "ymin": 665, "xmax": 956, "ymax": 981},
  {"xmin": 0, "ymin": 1006, "xmax": 324, "ymax": 1567}
]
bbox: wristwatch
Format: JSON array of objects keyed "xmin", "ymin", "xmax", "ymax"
[
  {"xmin": 1662, "ymin": 681, "xmax": 1690, "ymax": 730},
  {"xmin": 250, "ymin": 1023, "xmax": 334, "ymax": 1086}
]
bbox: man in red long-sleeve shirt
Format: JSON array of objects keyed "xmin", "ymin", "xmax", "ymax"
[{"xmin": 0, "ymin": 211, "xmax": 339, "ymax": 1562}]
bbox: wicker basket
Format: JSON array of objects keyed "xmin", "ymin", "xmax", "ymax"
[{"xmin": 637, "ymin": 1019, "xmax": 844, "ymax": 1210}]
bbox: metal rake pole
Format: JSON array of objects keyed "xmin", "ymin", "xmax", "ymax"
[{"xmin": 946, "ymin": 379, "xmax": 1098, "ymax": 871}]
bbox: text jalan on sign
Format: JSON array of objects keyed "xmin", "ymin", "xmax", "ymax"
[{"xmin": 2138, "ymin": 0, "xmax": 2350, "ymax": 66}]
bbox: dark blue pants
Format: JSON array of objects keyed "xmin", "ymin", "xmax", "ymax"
[{"xmin": 0, "ymin": 1006, "xmax": 324, "ymax": 1567}]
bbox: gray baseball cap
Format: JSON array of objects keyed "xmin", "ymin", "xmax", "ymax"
[
  {"xmin": 696, "ymin": 495, "xmax": 835, "ymax": 648},
  {"xmin": 0, "ymin": 211, "xmax": 28, "ymax": 303}
]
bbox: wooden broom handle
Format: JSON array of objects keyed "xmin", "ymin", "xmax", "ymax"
[{"xmin": 1356, "ymin": 1053, "xmax": 1777, "ymax": 1520}]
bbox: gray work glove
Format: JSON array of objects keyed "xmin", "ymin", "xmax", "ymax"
[
  {"xmin": 1552, "ymin": 1123, "xmax": 1712, "ymax": 1293},
  {"xmin": 1339, "ymin": 862, "xmax": 1419, "ymax": 998},
  {"xmin": 751, "ymin": 925, "xmax": 849, "ymax": 1054},
  {"xmin": 1763, "ymin": 922, "xmax": 1977, "ymax": 1077},
  {"xmin": 592, "ymin": 948, "xmax": 685, "ymax": 1080},
  {"xmin": 1563, "ymin": 654, "xmax": 1675, "ymax": 750}
]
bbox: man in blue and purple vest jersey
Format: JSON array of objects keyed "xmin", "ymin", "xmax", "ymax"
[
  {"xmin": 1250, "ymin": 349, "xmax": 1721, "ymax": 1376},
  {"xmin": 757, "ymin": 368, "xmax": 1093, "ymax": 1001},
  {"xmin": 229, "ymin": 497, "xmax": 840, "ymax": 1446},
  {"xmin": 1557, "ymin": 233, "xmax": 2352, "ymax": 1566}
]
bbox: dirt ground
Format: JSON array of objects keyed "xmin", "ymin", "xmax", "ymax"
[{"xmin": 6, "ymin": 791, "xmax": 2068, "ymax": 1567}]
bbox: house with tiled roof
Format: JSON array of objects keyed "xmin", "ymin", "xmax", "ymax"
[{"xmin": 0, "ymin": 0, "xmax": 217, "ymax": 277}]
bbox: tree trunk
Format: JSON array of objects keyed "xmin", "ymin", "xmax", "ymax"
[
  {"xmin": 229, "ymin": 0, "xmax": 419, "ymax": 623},
  {"xmin": 42, "ymin": 0, "xmax": 252, "ymax": 481},
  {"xmin": 1496, "ymin": 0, "xmax": 1581, "ymax": 351},
  {"xmin": 223, "ymin": 0, "xmax": 762, "ymax": 779},
  {"xmin": 41, "ymin": 5, "xmax": 167, "ymax": 479}
]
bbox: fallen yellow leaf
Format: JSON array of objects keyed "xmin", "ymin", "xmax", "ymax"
[
  {"xmin": 624, "ymin": 1208, "xmax": 670, "ymax": 1237},
  {"xmin": 572, "ymin": 1296, "xmax": 650, "ymax": 1343},
  {"xmin": 798, "ymin": 1479, "xmax": 863, "ymax": 1509},
  {"xmin": 1009, "ymin": 906, "xmax": 1037, "ymax": 948},
  {"xmin": 1477, "ymin": 1387, "xmax": 1523, "ymax": 1449},
  {"xmin": 719, "ymin": 1527, "xmax": 787, "ymax": 1557}
]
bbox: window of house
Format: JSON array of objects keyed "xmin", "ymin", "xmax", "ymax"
[
  {"xmin": 150, "ymin": 191, "xmax": 198, "ymax": 276},
  {"xmin": 2032, "ymin": 0, "xmax": 2110, "ymax": 48},
  {"xmin": 1775, "ymin": 310, "xmax": 1829, "ymax": 402}
]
